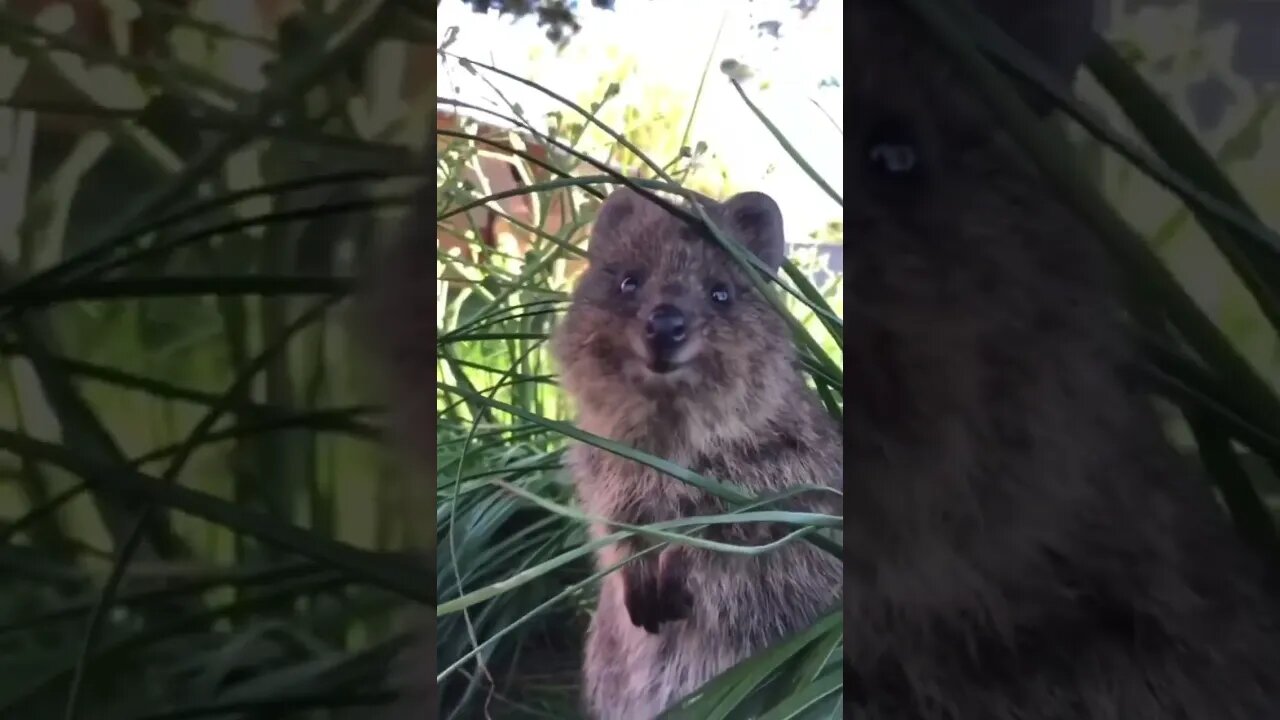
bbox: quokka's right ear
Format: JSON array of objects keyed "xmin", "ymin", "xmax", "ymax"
[{"xmin": 588, "ymin": 186, "xmax": 646, "ymax": 256}]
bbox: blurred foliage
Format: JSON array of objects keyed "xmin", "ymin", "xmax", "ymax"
[
  {"xmin": 1079, "ymin": 2, "xmax": 1280, "ymax": 383},
  {"xmin": 0, "ymin": 0, "xmax": 430, "ymax": 717},
  {"xmin": 456, "ymin": 0, "xmax": 617, "ymax": 44},
  {"xmin": 452, "ymin": 0, "xmax": 823, "ymax": 46}
]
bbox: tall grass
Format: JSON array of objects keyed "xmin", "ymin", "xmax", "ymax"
[
  {"xmin": 434, "ymin": 43, "xmax": 845, "ymax": 715},
  {"xmin": 904, "ymin": 0, "xmax": 1280, "ymax": 551},
  {"xmin": 437, "ymin": 2, "xmax": 1280, "ymax": 719}
]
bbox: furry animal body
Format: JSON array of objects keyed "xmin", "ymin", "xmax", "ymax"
[{"xmin": 551, "ymin": 187, "xmax": 844, "ymax": 719}]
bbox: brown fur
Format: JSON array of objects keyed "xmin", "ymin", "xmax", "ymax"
[
  {"xmin": 841, "ymin": 1, "xmax": 1280, "ymax": 718},
  {"xmin": 550, "ymin": 188, "xmax": 843, "ymax": 719}
]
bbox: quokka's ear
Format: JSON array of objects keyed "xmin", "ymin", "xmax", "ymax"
[
  {"xmin": 971, "ymin": 0, "xmax": 1099, "ymax": 114},
  {"xmin": 719, "ymin": 191, "xmax": 786, "ymax": 273},
  {"xmin": 588, "ymin": 186, "xmax": 654, "ymax": 257}
]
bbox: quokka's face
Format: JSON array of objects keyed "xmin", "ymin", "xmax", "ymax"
[{"xmin": 551, "ymin": 190, "xmax": 795, "ymax": 407}]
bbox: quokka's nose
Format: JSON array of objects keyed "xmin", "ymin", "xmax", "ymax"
[{"xmin": 645, "ymin": 304, "xmax": 687, "ymax": 347}]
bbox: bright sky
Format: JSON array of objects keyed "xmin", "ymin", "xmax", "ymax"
[{"xmin": 436, "ymin": 0, "xmax": 845, "ymax": 242}]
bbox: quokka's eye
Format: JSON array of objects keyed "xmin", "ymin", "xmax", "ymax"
[
  {"xmin": 620, "ymin": 275, "xmax": 639, "ymax": 294},
  {"xmin": 709, "ymin": 283, "xmax": 732, "ymax": 305},
  {"xmin": 865, "ymin": 118, "xmax": 921, "ymax": 179}
]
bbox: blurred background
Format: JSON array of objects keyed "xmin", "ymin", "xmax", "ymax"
[
  {"xmin": 0, "ymin": 0, "xmax": 429, "ymax": 717},
  {"xmin": 1, "ymin": 0, "xmax": 1279, "ymax": 718}
]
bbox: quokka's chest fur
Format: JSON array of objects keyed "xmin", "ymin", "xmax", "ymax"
[
  {"xmin": 571, "ymin": 438, "xmax": 842, "ymax": 719},
  {"xmin": 571, "ymin": 412, "xmax": 842, "ymax": 541},
  {"xmin": 570, "ymin": 419, "xmax": 842, "ymax": 619}
]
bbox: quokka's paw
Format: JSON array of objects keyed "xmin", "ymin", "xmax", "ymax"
[
  {"xmin": 622, "ymin": 549, "xmax": 693, "ymax": 634},
  {"xmin": 622, "ymin": 562, "xmax": 663, "ymax": 634}
]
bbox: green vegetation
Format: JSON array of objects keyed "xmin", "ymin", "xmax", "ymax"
[
  {"xmin": 0, "ymin": 2, "xmax": 429, "ymax": 717},
  {"xmin": 438, "ymin": 1, "xmax": 1280, "ymax": 717}
]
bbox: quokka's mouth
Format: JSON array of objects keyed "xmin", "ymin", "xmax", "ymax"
[
  {"xmin": 648, "ymin": 358, "xmax": 678, "ymax": 374},
  {"xmin": 643, "ymin": 344, "xmax": 696, "ymax": 375},
  {"xmin": 633, "ymin": 351, "xmax": 692, "ymax": 380},
  {"xmin": 627, "ymin": 331, "xmax": 700, "ymax": 379}
]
